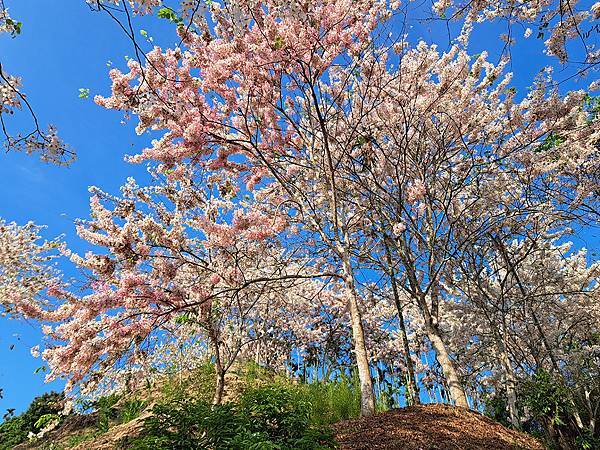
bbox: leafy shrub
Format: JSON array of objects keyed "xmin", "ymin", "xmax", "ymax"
[
  {"xmin": 576, "ymin": 431, "xmax": 600, "ymax": 450},
  {"xmin": 119, "ymin": 398, "xmax": 147, "ymax": 423},
  {"xmin": 520, "ymin": 369, "xmax": 600, "ymax": 449},
  {"xmin": 239, "ymin": 384, "xmax": 313, "ymax": 442},
  {"xmin": 0, "ymin": 416, "xmax": 27, "ymax": 450},
  {"xmin": 93, "ymin": 393, "xmax": 122, "ymax": 433},
  {"xmin": 522, "ymin": 370, "xmax": 570, "ymax": 427},
  {"xmin": 128, "ymin": 383, "xmax": 337, "ymax": 449},
  {"xmin": 81, "ymin": 393, "xmax": 147, "ymax": 433},
  {"xmin": 483, "ymin": 393, "xmax": 511, "ymax": 427},
  {"xmin": 34, "ymin": 413, "xmax": 61, "ymax": 430},
  {"xmin": 0, "ymin": 391, "xmax": 64, "ymax": 449}
]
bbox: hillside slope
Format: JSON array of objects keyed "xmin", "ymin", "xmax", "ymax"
[
  {"xmin": 17, "ymin": 403, "xmax": 543, "ymax": 449},
  {"xmin": 333, "ymin": 404, "xmax": 543, "ymax": 450},
  {"xmin": 8, "ymin": 366, "xmax": 543, "ymax": 450}
]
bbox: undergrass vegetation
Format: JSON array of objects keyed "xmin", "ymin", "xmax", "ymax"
[{"xmin": 0, "ymin": 363, "xmax": 368, "ymax": 449}]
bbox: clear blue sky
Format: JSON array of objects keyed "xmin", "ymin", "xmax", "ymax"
[{"xmin": 0, "ymin": 0, "xmax": 597, "ymax": 416}]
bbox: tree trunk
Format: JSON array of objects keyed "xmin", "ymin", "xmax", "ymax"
[
  {"xmin": 426, "ymin": 323, "xmax": 468, "ymax": 408},
  {"xmin": 210, "ymin": 327, "xmax": 226, "ymax": 405},
  {"xmin": 342, "ymin": 255, "xmax": 376, "ymax": 417},
  {"xmin": 213, "ymin": 366, "xmax": 225, "ymax": 405},
  {"xmin": 498, "ymin": 339, "xmax": 519, "ymax": 427},
  {"xmin": 384, "ymin": 239, "xmax": 420, "ymax": 405}
]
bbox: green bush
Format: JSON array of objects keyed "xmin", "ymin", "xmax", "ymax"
[
  {"xmin": 576, "ymin": 431, "xmax": 600, "ymax": 450},
  {"xmin": 128, "ymin": 383, "xmax": 337, "ymax": 449},
  {"xmin": 520, "ymin": 369, "xmax": 600, "ymax": 449},
  {"xmin": 0, "ymin": 391, "xmax": 65, "ymax": 449},
  {"xmin": 93, "ymin": 393, "xmax": 122, "ymax": 433},
  {"xmin": 483, "ymin": 393, "xmax": 511, "ymax": 427},
  {"xmin": 119, "ymin": 398, "xmax": 147, "ymax": 423},
  {"xmin": 130, "ymin": 400, "xmax": 242, "ymax": 449},
  {"xmin": 78, "ymin": 393, "xmax": 148, "ymax": 434},
  {"xmin": 522, "ymin": 370, "xmax": 570, "ymax": 427},
  {"xmin": 0, "ymin": 416, "xmax": 27, "ymax": 450},
  {"xmin": 239, "ymin": 384, "xmax": 312, "ymax": 442}
]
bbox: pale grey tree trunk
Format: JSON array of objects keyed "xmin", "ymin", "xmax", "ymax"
[
  {"xmin": 497, "ymin": 339, "xmax": 519, "ymax": 427},
  {"xmin": 341, "ymin": 254, "xmax": 376, "ymax": 416},
  {"xmin": 209, "ymin": 326, "xmax": 226, "ymax": 405},
  {"xmin": 426, "ymin": 323, "xmax": 468, "ymax": 408}
]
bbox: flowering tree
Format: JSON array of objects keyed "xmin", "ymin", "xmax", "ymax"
[
  {"xmin": 87, "ymin": 0, "xmax": 600, "ymax": 412},
  {"xmin": 431, "ymin": 0, "xmax": 600, "ymax": 67},
  {"xmin": 0, "ymin": 219, "xmax": 63, "ymax": 319},
  {"xmin": 92, "ymin": 0, "xmax": 406, "ymax": 416},
  {"xmin": 446, "ymin": 228, "xmax": 599, "ymax": 443},
  {"xmin": 0, "ymin": 0, "xmax": 598, "ymax": 434}
]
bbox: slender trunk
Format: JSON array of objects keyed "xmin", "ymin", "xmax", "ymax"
[
  {"xmin": 498, "ymin": 341, "xmax": 519, "ymax": 428},
  {"xmin": 502, "ymin": 360, "xmax": 518, "ymax": 426},
  {"xmin": 426, "ymin": 323, "xmax": 468, "ymax": 408},
  {"xmin": 341, "ymin": 255, "xmax": 376, "ymax": 417},
  {"xmin": 210, "ymin": 328, "xmax": 226, "ymax": 405},
  {"xmin": 584, "ymin": 389, "xmax": 596, "ymax": 433},
  {"xmin": 383, "ymin": 239, "xmax": 420, "ymax": 405},
  {"xmin": 255, "ymin": 338, "xmax": 261, "ymax": 365},
  {"xmin": 414, "ymin": 287, "xmax": 468, "ymax": 408},
  {"xmin": 213, "ymin": 366, "xmax": 225, "ymax": 405}
]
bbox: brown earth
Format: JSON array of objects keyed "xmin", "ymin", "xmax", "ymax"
[{"xmin": 332, "ymin": 404, "xmax": 544, "ymax": 450}]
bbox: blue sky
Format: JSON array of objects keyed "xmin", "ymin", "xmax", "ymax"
[
  {"xmin": 0, "ymin": 0, "xmax": 598, "ymax": 416},
  {"xmin": 0, "ymin": 0, "xmax": 162, "ymax": 415}
]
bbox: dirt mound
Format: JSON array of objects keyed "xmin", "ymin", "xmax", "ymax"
[{"xmin": 332, "ymin": 404, "xmax": 543, "ymax": 450}]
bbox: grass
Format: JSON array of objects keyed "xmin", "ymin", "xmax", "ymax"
[
  {"xmin": 298, "ymin": 372, "xmax": 362, "ymax": 426},
  {"xmin": 8, "ymin": 363, "xmax": 368, "ymax": 449}
]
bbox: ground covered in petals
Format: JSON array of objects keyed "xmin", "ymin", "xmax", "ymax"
[{"xmin": 332, "ymin": 404, "xmax": 543, "ymax": 450}]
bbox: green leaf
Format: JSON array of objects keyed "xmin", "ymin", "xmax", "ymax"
[
  {"xmin": 34, "ymin": 413, "xmax": 59, "ymax": 430},
  {"xmin": 34, "ymin": 365, "xmax": 47, "ymax": 374},
  {"xmin": 536, "ymin": 132, "xmax": 565, "ymax": 152},
  {"xmin": 273, "ymin": 36, "xmax": 284, "ymax": 50},
  {"xmin": 157, "ymin": 7, "xmax": 184, "ymax": 25},
  {"xmin": 5, "ymin": 18, "xmax": 22, "ymax": 37}
]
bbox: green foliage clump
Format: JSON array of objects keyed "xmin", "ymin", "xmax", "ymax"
[
  {"xmin": 119, "ymin": 398, "xmax": 147, "ymax": 423},
  {"xmin": 536, "ymin": 132, "xmax": 565, "ymax": 152},
  {"xmin": 93, "ymin": 393, "xmax": 122, "ymax": 433},
  {"xmin": 0, "ymin": 391, "xmax": 64, "ymax": 449},
  {"xmin": 128, "ymin": 383, "xmax": 337, "ymax": 450},
  {"xmin": 576, "ymin": 431, "xmax": 600, "ymax": 450},
  {"xmin": 297, "ymin": 374, "xmax": 361, "ymax": 426},
  {"xmin": 520, "ymin": 369, "xmax": 600, "ymax": 449},
  {"xmin": 483, "ymin": 394, "xmax": 511, "ymax": 428},
  {"xmin": 0, "ymin": 416, "xmax": 27, "ymax": 450},
  {"xmin": 77, "ymin": 392, "xmax": 148, "ymax": 434},
  {"xmin": 522, "ymin": 370, "xmax": 570, "ymax": 428}
]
